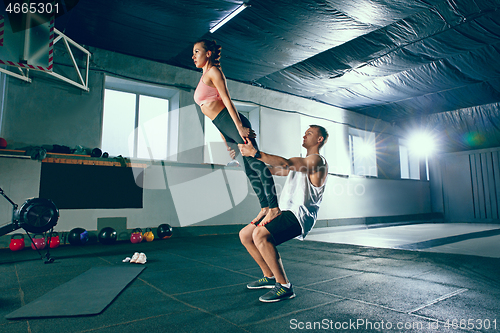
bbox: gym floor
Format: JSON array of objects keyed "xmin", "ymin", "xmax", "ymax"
[{"xmin": 1, "ymin": 222, "xmax": 499, "ymax": 333}]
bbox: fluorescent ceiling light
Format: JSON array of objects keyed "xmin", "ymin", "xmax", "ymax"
[{"xmin": 210, "ymin": 4, "xmax": 248, "ymax": 33}]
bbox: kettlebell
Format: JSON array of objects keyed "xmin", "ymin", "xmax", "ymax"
[
  {"xmin": 130, "ymin": 228, "xmax": 143, "ymax": 244},
  {"xmin": 9, "ymin": 234, "xmax": 25, "ymax": 251},
  {"xmin": 143, "ymin": 228, "xmax": 154, "ymax": 242},
  {"xmin": 31, "ymin": 234, "xmax": 46, "ymax": 250},
  {"xmin": 48, "ymin": 232, "xmax": 60, "ymax": 249}
]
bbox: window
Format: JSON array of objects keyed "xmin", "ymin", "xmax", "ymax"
[
  {"xmin": 348, "ymin": 128, "xmax": 377, "ymax": 177},
  {"xmin": 204, "ymin": 102, "xmax": 260, "ymax": 165},
  {"xmin": 101, "ymin": 76, "xmax": 179, "ymax": 160},
  {"xmin": 399, "ymin": 139, "xmax": 420, "ymax": 180},
  {"xmin": 399, "ymin": 144, "xmax": 410, "ymax": 179}
]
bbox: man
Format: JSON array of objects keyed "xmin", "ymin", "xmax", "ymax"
[{"xmin": 238, "ymin": 125, "xmax": 329, "ymax": 302}]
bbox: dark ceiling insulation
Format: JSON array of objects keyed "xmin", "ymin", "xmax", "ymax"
[{"xmin": 56, "ymin": 0, "xmax": 500, "ymax": 152}]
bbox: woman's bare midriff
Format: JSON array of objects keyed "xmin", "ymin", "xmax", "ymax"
[{"xmin": 200, "ymin": 100, "xmax": 225, "ymax": 120}]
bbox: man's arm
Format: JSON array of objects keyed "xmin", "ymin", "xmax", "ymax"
[{"xmin": 238, "ymin": 141, "xmax": 325, "ymax": 177}]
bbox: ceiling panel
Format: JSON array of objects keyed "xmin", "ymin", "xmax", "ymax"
[{"xmin": 53, "ymin": 0, "xmax": 500, "ymax": 151}]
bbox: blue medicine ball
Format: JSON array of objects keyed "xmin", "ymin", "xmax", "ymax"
[{"xmin": 68, "ymin": 228, "xmax": 89, "ymax": 246}]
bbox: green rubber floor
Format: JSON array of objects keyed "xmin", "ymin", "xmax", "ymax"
[{"xmin": 1, "ymin": 230, "xmax": 499, "ymax": 333}]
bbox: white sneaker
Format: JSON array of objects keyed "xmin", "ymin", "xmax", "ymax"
[
  {"xmin": 130, "ymin": 252, "xmax": 140, "ymax": 263},
  {"xmin": 135, "ymin": 253, "xmax": 147, "ymax": 264}
]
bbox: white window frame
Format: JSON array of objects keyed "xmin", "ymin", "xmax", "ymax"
[
  {"xmin": 348, "ymin": 128, "xmax": 377, "ymax": 177},
  {"xmin": 399, "ymin": 139, "xmax": 421, "ymax": 180},
  {"xmin": 102, "ymin": 76, "xmax": 180, "ymax": 160}
]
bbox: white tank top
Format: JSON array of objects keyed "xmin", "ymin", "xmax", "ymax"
[{"xmin": 279, "ymin": 154, "xmax": 327, "ymax": 240}]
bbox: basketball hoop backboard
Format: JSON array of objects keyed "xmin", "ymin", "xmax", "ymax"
[{"xmin": 0, "ymin": 2, "xmax": 54, "ymax": 71}]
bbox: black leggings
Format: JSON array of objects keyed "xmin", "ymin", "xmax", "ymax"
[{"xmin": 212, "ymin": 108, "xmax": 278, "ymax": 209}]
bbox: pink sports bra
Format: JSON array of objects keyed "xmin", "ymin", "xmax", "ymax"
[{"xmin": 194, "ymin": 68, "xmax": 222, "ymax": 106}]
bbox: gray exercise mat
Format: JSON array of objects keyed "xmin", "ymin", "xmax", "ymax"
[{"xmin": 6, "ymin": 265, "xmax": 145, "ymax": 319}]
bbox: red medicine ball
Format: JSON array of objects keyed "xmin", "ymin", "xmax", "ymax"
[{"xmin": 0, "ymin": 138, "xmax": 6, "ymax": 149}]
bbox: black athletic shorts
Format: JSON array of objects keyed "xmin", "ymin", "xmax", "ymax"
[{"xmin": 255, "ymin": 211, "xmax": 302, "ymax": 246}]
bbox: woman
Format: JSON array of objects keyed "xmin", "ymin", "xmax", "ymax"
[{"xmin": 192, "ymin": 39, "xmax": 280, "ymax": 225}]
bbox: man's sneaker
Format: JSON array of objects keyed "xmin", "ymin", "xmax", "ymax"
[
  {"xmin": 247, "ymin": 277, "xmax": 276, "ymax": 289},
  {"xmin": 259, "ymin": 283, "xmax": 295, "ymax": 302},
  {"xmin": 135, "ymin": 253, "xmax": 147, "ymax": 264},
  {"xmin": 130, "ymin": 252, "xmax": 140, "ymax": 263}
]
